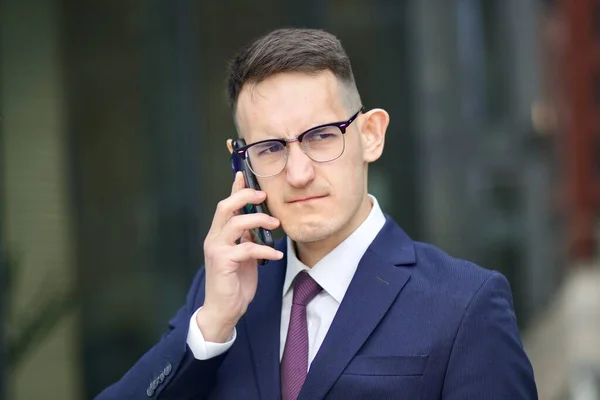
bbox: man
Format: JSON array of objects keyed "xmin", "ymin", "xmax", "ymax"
[{"xmin": 96, "ymin": 28, "xmax": 537, "ymax": 399}]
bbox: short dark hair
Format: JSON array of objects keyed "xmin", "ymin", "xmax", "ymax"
[{"xmin": 227, "ymin": 28, "xmax": 359, "ymax": 115}]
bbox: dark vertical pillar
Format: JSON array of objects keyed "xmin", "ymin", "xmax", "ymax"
[
  {"xmin": 61, "ymin": 0, "xmax": 205, "ymax": 396},
  {"xmin": 139, "ymin": 0, "xmax": 204, "ymax": 324},
  {"xmin": 61, "ymin": 1, "xmax": 146, "ymax": 395}
]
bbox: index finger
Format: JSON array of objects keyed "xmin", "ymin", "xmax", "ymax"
[
  {"xmin": 229, "ymin": 171, "xmax": 246, "ymax": 219},
  {"xmin": 208, "ymin": 188, "xmax": 266, "ymax": 234},
  {"xmin": 232, "ymin": 170, "xmax": 246, "ymax": 195}
]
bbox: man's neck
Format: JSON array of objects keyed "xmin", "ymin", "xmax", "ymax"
[{"xmin": 294, "ymin": 195, "xmax": 373, "ymax": 267}]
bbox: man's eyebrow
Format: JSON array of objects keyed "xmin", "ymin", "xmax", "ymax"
[
  {"xmin": 251, "ymin": 116, "xmax": 339, "ymax": 141},
  {"xmin": 300, "ymin": 120, "xmax": 337, "ymax": 133},
  {"xmin": 307, "ymin": 125, "xmax": 329, "ymax": 131}
]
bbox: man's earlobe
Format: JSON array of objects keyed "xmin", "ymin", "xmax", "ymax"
[{"xmin": 361, "ymin": 108, "xmax": 389, "ymax": 163}]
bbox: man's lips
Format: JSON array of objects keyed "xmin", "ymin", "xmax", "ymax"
[{"xmin": 287, "ymin": 195, "xmax": 328, "ymax": 204}]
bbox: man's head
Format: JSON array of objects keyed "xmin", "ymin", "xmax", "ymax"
[
  {"xmin": 227, "ymin": 28, "xmax": 389, "ymax": 256},
  {"xmin": 228, "ymin": 29, "xmax": 361, "ymax": 118}
]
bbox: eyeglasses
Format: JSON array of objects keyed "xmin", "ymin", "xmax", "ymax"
[{"xmin": 233, "ymin": 106, "xmax": 365, "ymax": 178}]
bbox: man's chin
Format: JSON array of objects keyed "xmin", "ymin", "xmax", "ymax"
[{"xmin": 281, "ymin": 217, "xmax": 337, "ymax": 244}]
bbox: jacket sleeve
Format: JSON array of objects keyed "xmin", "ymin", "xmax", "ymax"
[
  {"xmin": 442, "ymin": 271, "xmax": 538, "ymax": 399},
  {"xmin": 94, "ymin": 266, "xmax": 226, "ymax": 400}
]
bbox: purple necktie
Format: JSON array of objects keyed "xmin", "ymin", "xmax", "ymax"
[{"xmin": 281, "ymin": 271, "xmax": 323, "ymax": 400}]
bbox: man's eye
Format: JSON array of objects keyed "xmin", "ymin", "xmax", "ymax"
[
  {"xmin": 257, "ymin": 142, "xmax": 285, "ymax": 156},
  {"xmin": 305, "ymin": 130, "xmax": 338, "ymax": 141},
  {"xmin": 315, "ymin": 133, "xmax": 335, "ymax": 140}
]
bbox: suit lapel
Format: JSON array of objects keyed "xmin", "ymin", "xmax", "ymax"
[
  {"xmin": 244, "ymin": 239, "xmax": 287, "ymax": 400},
  {"xmin": 299, "ymin": 217, "xmax": 416, "ymax": 400}
]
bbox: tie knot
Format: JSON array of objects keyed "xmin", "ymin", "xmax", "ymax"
[{"xmin": 292, "ymin": 271, "xmax": 322, "ymax": 306}]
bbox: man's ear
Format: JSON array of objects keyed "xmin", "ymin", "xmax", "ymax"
[{"xmin": 360, "ymin": 108, "xmax": 389, "ymax": 163}]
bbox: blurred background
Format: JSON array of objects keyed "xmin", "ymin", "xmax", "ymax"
[{"xmin": 1, "ymin": 0, "xmax": 599, "ymax": 398}]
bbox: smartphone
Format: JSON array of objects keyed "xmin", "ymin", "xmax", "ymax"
[{"xmin": 229, "ymin": 139, "xmax": 275, "ymax": 263}]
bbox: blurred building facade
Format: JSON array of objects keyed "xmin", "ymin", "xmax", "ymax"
[{"xmin": 0, "ymin": 0, "xmax": 597, "ymax": 399}]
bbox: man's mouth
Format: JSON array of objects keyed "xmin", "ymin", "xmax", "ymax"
[{"xmin": 287, "ymin": 195, "xmax": 328, "ymax": 204}]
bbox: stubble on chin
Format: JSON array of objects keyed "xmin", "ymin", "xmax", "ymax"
[{"xmin": 280, "ymin": 212, "xmax": 339, "ymax": 243}]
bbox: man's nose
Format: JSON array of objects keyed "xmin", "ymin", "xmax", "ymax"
[{"xmin": 285, "ymin": 143, "xmax": 315, "ymax": 188}]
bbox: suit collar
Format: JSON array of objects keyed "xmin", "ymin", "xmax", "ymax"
[
  {"xmin": 299, "ymin": 216, "xmax": 415, "ymax": 399},
  {"xmin": 369, "ymin": 214, "xmax": 416, "ymax": 266}
]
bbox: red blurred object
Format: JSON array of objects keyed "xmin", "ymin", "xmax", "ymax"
[{"xmin": 552, "ymin": 0, "xmax": 599, "ymax": 262}]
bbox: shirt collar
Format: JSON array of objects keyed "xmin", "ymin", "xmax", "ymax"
[{"xmin": 283, "ymin": 194, "xmax": 387, "ymax": 303}]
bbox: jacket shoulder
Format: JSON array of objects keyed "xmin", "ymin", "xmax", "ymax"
[{"xmin": 410, "ymin": 241, "xmax": 505, "ymax": 303}]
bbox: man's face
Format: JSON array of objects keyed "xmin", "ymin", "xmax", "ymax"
[{"xmin": 235, "ymin": 71, "xmax": 372, "ymax": 244}]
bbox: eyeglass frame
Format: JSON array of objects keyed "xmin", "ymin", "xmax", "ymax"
[{"xmin": 232, "ymin": 106, "xmax": 365, "ymax": 178}]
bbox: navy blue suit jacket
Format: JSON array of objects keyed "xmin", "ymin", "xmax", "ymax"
[{"xmin": 96, "ymin": 216, "xmax": 537, "ymax": 399}]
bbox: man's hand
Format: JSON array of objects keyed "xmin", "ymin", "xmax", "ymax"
[{"xmin": 196, "ymin": 171, "xmax": 283, "ymax": 342}]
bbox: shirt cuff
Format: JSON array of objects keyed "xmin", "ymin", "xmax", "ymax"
[{"xmin": 186, "ymin": 307, "xmax": 236, "ymax": 360}]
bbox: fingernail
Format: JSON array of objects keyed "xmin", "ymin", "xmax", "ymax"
[
  {"xmin": 277, "ymin": 251, "xmax": 284, "ymax": 259},
  {"xmin": 270, "ymin": 216, "xmax": 279, "ymax": 223}
]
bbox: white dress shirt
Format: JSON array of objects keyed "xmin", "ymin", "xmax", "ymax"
[{"xmin": 186, "ymin": 195, "xmax": 386, "ymax": 366}]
